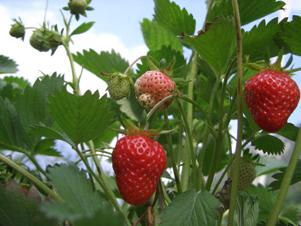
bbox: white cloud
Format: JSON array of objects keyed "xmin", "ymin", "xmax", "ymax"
[{"xmin": 0, "ymin": 4, "xmax": 148, "ymax": 93}]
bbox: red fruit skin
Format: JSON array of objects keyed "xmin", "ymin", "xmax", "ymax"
[
  {"xmin": 112, "ymin": 135, "xmax": 166, "ymax": 205},
  {"xmin": 134, "ymin": 71, "xmax": 176, "ymax": 109},
  {"xmin": 245, "ymin": 70, "xmax": 300, "ymax": 132}
]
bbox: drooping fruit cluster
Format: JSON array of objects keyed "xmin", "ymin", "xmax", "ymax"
[
  {"xmin": 30, "ymin": 27, "xmax": 62, "ymax": 53},
  {"xmin": 230, "ymin": 158, "xmax": 256, "ymax": 191},
  {"xmin": 112, "ymin": 135, "xmax": 166, "ymax": 205},
  {"xmin": 245, "ymin": 69, "xmax": 300, "ymax": 132},
  {"xmin": 134, "ymin": 71, "xmax": 176, "ymax": 110},
  {"xmin": 107, "ymin": 73, "xmax": 131, "ymax": 100}
]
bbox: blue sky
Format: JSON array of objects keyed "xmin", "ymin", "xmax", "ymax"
[{"xmin": 0, "ymin": 0, "xmax": 300, "ymax": 124}]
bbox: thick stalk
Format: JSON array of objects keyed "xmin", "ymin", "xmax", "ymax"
[
  {"xmin": 227, "ymin": 0, "xmax": 243, "ymax": 225},
  {"xmin": 176, "ymin": 99, "xmax": 199, "ymax": 190},
  {"xmin": 187, "ymin": 54, "xmax": 200, "ymax": 189},
  {"xmin": 164, "ymin": 111, "xmax": 182, "ymax": 192},
  {"xmin": 205, "ymin": 63, "xmax": 232, "ymax": 190},
  {"xmin": 64, "ymin": 43, "xmax": 80, "ymax": 95},
  {"xmin": 0, "ymin": 154, "xmax": 62, "ymax": 201},
  {"xmin": 266, "ymin": 127, "xmax": 301, "ymax": 226}
]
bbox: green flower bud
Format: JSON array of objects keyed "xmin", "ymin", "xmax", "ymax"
[
  {"xmin": 30, "ymin": 27, "xmax": 62, "ymax": 53},
  {"xmin": 68, "ymin": 0, "xmax": 88, "ymax": 15},
  {"xmin": 9, "ymin": 19, "xmax": 25, "ymax": 40}
]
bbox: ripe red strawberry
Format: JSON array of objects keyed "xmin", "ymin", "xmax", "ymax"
[
  {"xmin": 112, "ymin": 135, "xmax": 166, "ymax": 205},
  {"xmin": 245, "ymin": 70, "xmax": 300, "ymax": 132},
  {"xmin": 134, "ymin": 71, "xmax": 176, "ymax": 110}
]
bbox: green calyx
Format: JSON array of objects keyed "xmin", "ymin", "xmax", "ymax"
[
  {"xmin": 68, "ymin": 0, "xmax": 88, "ymax": 16},
  {"xmin": 230, "ymin": 158, "xmax": 256, "ymax": 191},
  {"xmin": 9, "ymin": 19, "xmax": 25, "ymax": 40},
  {"xmin": 107, "ymin": 73, "xmax": 131, "ymax": 100},
  {"xmin": 30, "ymin": 27, "xmax": 62, "ymax": 54}
]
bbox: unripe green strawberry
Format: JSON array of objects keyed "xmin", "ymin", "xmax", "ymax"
[
  {"xmin": 9, "ymin": 19, "xmax": 25, "ymax": 40},
  {"xmin": 107, "ymin": 73, "xmax": 131, "ymax": 100},
  {"xmin": 30, "ymin": 28, "xmax": 62, "ymax": 53},
  {"xmin": 68, "ymin": 0, "xmax": 88, "ymax": 15},
  {"xmin": 134, "ymin": 71, "xmax": 176, "ymax": 110},
  {"xmin": 230, "ymin": 158, "xmax": 256, "ymax": 191}
]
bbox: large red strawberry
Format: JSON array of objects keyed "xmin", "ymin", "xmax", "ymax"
[
  {"xmin": 134, "ymin": 71, "xmax": 176, "ymax": 110},
  {"xmin": 245, "ymin": 69, "xmax": 300, "ymax": 132},
  {"xmin": 112, "ymin": 135, "xmax": 166, "ymax": 205}
]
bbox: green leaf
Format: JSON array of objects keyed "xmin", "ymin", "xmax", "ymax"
[
  {"xmin": 2, "ymin": 76, "xmax": 29, "ymax": 89},
  {"xmin": 0, "ymin": 98, "xmax": 31, "ymax": 151},
  {"xmin": 154, "ymin": 0, "xmax": 196, "ymax": 35},
  {"xmin": 141, "ymin": 19, "xmax": 183, "ymax": 52},
  {"xmin": 0, "ymin": 185, "xmax": 57, "ymax": 226},
  {"xmin": 207, "ymin": 0, "xmax": 285, "ymax": 26},
  {"xmin": 252, "ymin": 134, "xmax": 285, "ymax": 155},
  {"xmin": 269, "ymin": 160, "xmax": 301, "ymax": 190},
  {"xmin": 248, "ymin": 186, "xmax": 276, "ymax": 223},
  {"xmin": 243, "ymin": 18, "xmax": 284, "ymax": 61},
  {"xmin": 73, "ymin": 49, "xmax": 129, "ymax": 81},
  {"xmin": 16, "ymin": 74, "xmax": 65, "ymax": 129},
  {"xmin": 235, "ymin": 193, "xmax": 259, "ymax": 226},
  {"xmin": 160, "ymin": 190, "xmax": 220, "ymax": 226},
  {"xmin": 280, "ymin": 205, "xmax": 300, "ymax": 226},
  {"xmin": 280, "ymin": 16, "xmax": 301, "ymax": 56},
  {"xmin": 117, "ymin": 92, "xmax": 145, "ymax": 122},
  {"xmin": 183, "ymin": 19, "xmax": 235, "ymax": 76},
  {"xmin": 137, "ymin": 46, "xmax": 187, "ymax": 77},
  {"xmin": 41, "ymin": 165, "xmax": 123, "ymax": 225},
  {"xmin": 0, "ymin": 55, "xmax": 18, "ymax": 74},
  {"xmin": 71, "ymin": 21, "xmax": 95, "ymax": 36},
  {"xmin": 49, "ymin": 90, "xmax": 115, "ymax": 144},
  {"xmin": 277, "ymin": 123, "xmax": 299, "ymax": 141},
  {"xmin": 33, "ymin": 138, "xmax": 60, "ymax": 157}
]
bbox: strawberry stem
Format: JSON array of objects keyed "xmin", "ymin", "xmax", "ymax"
[
  {"xmin": 0, "ymin": 153, "xmax": 62, "ymax": 202},
  {"xmin": 227, "ymin": 0, "xmax": 244, "ymax": 225},
  {"xmin": 145, "ymin": 95, "xmax": 174, "ymax": 129},
  {"xmin": 164, "ymin": 111, "xmax": 182, "ymax": 192},
  {"xmin": 266, "ymin": 126, "xmax": 301, "ymax": 226},
  {"xmin": 124, "ymin": 55, "xmax": 145, "ymax": 75},
  {"xmin": 175, "ymin": 98, "xmax": 199, "ymax": 190}
]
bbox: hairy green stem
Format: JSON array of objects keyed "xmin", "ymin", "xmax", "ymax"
[
  {"xmin": 266, "ymin": 127, "xmax": 301, "ymax": 226},
  {"xmin": 0, "ymin": 153, "xmax": 62, "ymax": 201},
  {"xmin": 227, "ymin": 0, "xmax": 243, "ymax": 224},
  {"xmin": 206, "ymin": 62, "xmax": 233, "ymax": 191},
  {"xmin": 164, "ymin": 111, "xmax": 182, "ymax": 192},
  {"xmin": 144, "ymin": 95, "xmax": 174, "ymax": 130},
  {"xmin": 27, "ymin": 154, "xmax": 48, "ymax": 178},
  {"xmin": 176, "ymin": 99, "xmax": 199, "ymax": 190},
  {"xmin": 73, "ymin": 146, "xmax": 131, "ymax": 226}
]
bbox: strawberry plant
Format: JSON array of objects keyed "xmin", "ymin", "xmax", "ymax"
[{"xmin": 1, "ymin": 0, "xmax": 301, "ymax": 226}]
